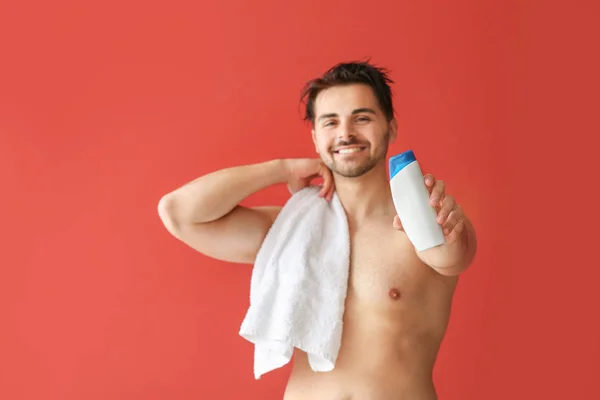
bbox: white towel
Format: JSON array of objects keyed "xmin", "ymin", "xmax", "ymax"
[{"xmin": 238, "ymin": 185, "xmax": 350, "ymax": 380}]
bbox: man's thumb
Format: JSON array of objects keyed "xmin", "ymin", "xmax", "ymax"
[{"xmin": 393, "ymin": 215, "xmax": 404, "ymax": 231}]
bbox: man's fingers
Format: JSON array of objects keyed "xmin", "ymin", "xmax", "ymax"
[
  {"xmin": 436, "ymin": 195, "xmax": 455, "ymax": 224},
  {"xmin": 393, "ymin": 215, "xmax": 404, "ymax": 231},
  {"xmin": 327, "ymin": 181, "xmax": 335, "ymax": 201},
  {"xmin": 429, "ymin": 180, "xmax": 445, "ymax": 207},
  {"xmin": 318, "ymin": 183, "xmax": 328, "ymax": 197},
  {"xmin": 323, "ymin": 177, "xmax": 334, "ymax": 201},
  {"xmin": 322, "ymin": 167, "xmax": 332, "ymax": 190},
  {"xmin": 442, "ymin": 207, "xmax": 463, "ymax": 235},
  {"xmin": 424, "ymin": 174, "xmax": 435, "ymax": 188},
  {"xmin": 445, "ymin": 219, "xmax": 465, "ymax": 244},
  {"xmin": 312, "ymin": 170, "xmax": 327, "ymax": 197},
  {"xmin": 319, "ymin": 166, "xmax": 335, "ymax": 201}
]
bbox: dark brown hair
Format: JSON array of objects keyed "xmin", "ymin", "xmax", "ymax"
[{"xmin": 300, "ymin": 60, "xmax": 395, "ymax": 124}]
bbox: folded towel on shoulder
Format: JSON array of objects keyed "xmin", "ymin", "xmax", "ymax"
[{"xmin": 239, "ymin": 185, "xmax": 350, "ymax": 380}]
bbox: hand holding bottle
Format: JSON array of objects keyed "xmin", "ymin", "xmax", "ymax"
[
  {"xmin": 389, "ymin": 150, "xmax": 475, "ymax": 274},
  {"xmin": 393, "ymin": 173, "xmax": 466, "ymax": 244}
]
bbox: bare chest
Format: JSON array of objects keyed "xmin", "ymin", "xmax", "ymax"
[{"xmin": 346, "ymin": 221, "xmax": 446, "ymax": 307}]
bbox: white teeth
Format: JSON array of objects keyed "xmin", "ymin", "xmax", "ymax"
[{"xmin": 338, "ymin": 148, "xmax": 362, "ymax": 154}]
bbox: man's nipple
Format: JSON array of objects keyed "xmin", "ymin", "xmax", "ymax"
[{"xmin": 389, "ymin": 288, "xmax": 401, "ymax": 300}]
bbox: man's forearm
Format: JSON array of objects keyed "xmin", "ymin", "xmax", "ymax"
[
  {"xmin": 160, "ymin": 159, "xmax": 288, "ymax": 225},
  {"xmin": 418, "ymin": 217, "xmax": 477, "ymax": 276}
]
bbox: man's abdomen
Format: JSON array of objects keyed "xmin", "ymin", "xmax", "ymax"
[
  {"xmin": 282, "ymin": 320, "xmax": 442, "ymax": 400},
  {"xmin": 283, "ymin": 350, "xmax": 438, "ymax": 400}
]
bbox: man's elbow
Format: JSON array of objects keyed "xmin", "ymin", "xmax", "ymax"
[
  {"xmin": 158, "ymin": 194, "xmax": 182, "ymax": 236},
  {"xmin": 433, "ymin": 260, "xmax": 471, "ymax": 276},
  {"xmin": 433, "ymin": 254, "xmax": 475, "ymax": 276}
]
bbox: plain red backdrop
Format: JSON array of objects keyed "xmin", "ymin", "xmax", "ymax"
[{"xmin": 1, "ymin": 0, "xmax": 598, "ymax": 399}]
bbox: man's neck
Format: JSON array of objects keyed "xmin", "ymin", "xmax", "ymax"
[{"xmin": 333, "ymin": 163, "xmax": 395, "ymax": 226}]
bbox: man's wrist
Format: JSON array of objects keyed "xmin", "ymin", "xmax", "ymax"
[{"xmin": 268, "ymin": 159, "xmax": 291, "ymax": 184}]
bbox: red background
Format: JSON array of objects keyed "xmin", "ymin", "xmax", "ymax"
[{"xmin": 1, "ymin": 1, "xmax": 598, "ymax": 399}]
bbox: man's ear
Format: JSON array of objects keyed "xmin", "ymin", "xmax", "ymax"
[
  {"xmin": 311, "ymin": 128, "xmax": 318, "ymax": 153},
  {"xmin": 389, "ymin": 118, "xmax": 398, "ymax": 143}
]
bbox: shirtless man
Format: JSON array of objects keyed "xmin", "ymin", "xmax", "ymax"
[{"xmin": 157, "ymin": 61, "xmax": 477, "ymax": 400}]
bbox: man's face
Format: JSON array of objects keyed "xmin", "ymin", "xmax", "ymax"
[{"xmin": 311, "ymin": 83, "xmax": 397, "ymax": 178}]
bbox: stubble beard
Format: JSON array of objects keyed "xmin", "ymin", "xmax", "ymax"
[{"xmin": 322, "ymin": 131, "xmax": 390, "ymax": 178}]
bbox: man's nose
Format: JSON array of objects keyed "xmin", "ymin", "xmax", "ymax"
[{"xmin": 337, "ymin": 120, "xmax": 355, "ymax": 140}]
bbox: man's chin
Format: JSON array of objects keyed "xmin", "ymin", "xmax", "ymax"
[
  {"xmin": 332, "ymin": 163, "xmax": 374, "ymax": 178},
  {"xmin": 320, "ymin": 154, "xmax": 380, "ymax": 178}
]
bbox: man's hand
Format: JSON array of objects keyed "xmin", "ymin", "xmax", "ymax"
[
  {"xmin": 393, "ymin": 173, "xmax": 477, "ymax": 275},
  {"xmin": 284, "ymin": 158, "xmax": 335, "ymax": 202}
]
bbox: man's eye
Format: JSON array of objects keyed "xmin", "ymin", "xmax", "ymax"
[
  {"xmin": 324, "ymin": 121, "xmax": 336, "ymax": 127},
  {"xmin": 356, "ymin": 117, "xmax": 370, "ymax": 122}
]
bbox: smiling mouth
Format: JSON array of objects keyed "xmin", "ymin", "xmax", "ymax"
[{"xmin": 334, "ymin": 146, "xmax": 367, "ymax": 154}]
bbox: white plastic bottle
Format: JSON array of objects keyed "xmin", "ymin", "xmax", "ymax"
[{"xmin": 389, "ymin": 150, "xmax": 445, "ymax": 252}]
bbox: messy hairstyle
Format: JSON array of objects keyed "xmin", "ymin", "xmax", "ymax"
[{"xmin": 300, "ymin": 60, "xmax": 395, "ymax": 124}]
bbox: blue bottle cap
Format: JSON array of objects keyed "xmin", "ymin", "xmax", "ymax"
[{"xmin": 389, "ymin": 150, "xmax": 417, "ymax": 180}]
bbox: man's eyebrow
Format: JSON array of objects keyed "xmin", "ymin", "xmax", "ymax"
[
  {"xmin": 317, "ymin": 113, "xmax": 338, "ymax": 122},
  {"xmin": 317, "ymin": 108, "xmax": 377, "ymax": 122},
  {"xmin": 352, "ymin": 108, "xmax": 377, "ymax": 115}
]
